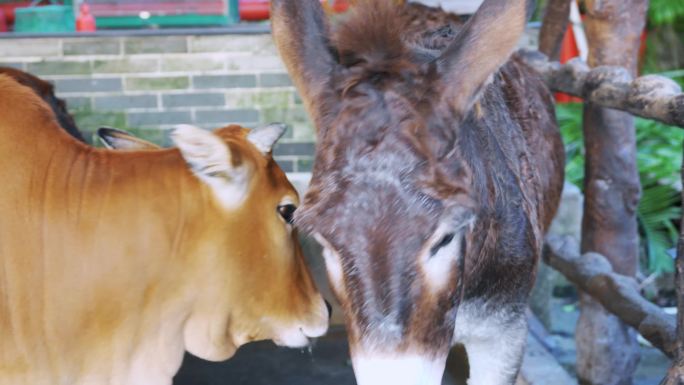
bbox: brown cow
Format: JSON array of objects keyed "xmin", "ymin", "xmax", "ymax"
[
  {"xmin": 0, "ymin": 75, "xmax": 329, "ymax": 385},
  {"xmin": 272, "ymin": 0, "xmax": 564, "ymax": 384},
  {"xmin": 97, "ymin": 126, "xmax": 161, "ymax": 150}
]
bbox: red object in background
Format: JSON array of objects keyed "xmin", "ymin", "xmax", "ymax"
[
  {"xmin": 0, "ymin": 1, "xmax": 31, "ymax": 26},
  {"xmin": 556, "ymin": 17, "xmax": 648, "ymax": 103},
  {"xmin": 0, "ymin": 9, "xmax": 7, "ymax": 32},
  {"xmin": 556, "ymin": 24, "xmax": 583, "ymax": 103},
  {"xmin": 638, "ymin": 29, "xmax": 648, "ymax": 73},
  {"xmin": 332, "ymin": 0, "xmax": 349, "ymax": 13},
  {"xmin": 239, "ymin": 0, "xmax": 269, "ymax": 21},
  {"xmin": 238, "ymin": 0, "xmax": 349, "ymax": 21},
  {"xmin": 76, "ymin": 3, "xmax": 96, "ymax": 32}
]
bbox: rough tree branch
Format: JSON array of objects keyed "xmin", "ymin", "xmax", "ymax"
[
  {"xmin": 518, "ymin": 50, "xmax": 684, "ymax": 128},
  {"xmin": 543, "ymin": 235, "xmax": 677, "ymax": 358},
  {"xmin": 538, "ymin": 0, "xmax": 573, "ymax": 60}
]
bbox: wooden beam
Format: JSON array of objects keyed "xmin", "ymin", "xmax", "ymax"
[
  {"xmin": 538, "ymin": 0, "xmax": 572, "ymax": 61},
  {"xmin": 575, "ymin": 2, "xmax": 648, "ymax": 383},
  {"xmin": 518, "ymin": 50, "xmax": 684, "ymax": 128},
  {"xmin": 544, "ymin": 235, "xmax": 677, "ymax": 359}
]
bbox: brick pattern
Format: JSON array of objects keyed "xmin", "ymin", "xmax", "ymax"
[
  {"xmin": 0, "ymin": 34, "xmax": 316, "ymax": 172},
  {"xmin": 0, "ymin": 28, "xmax": 539, "ymax": 173}
]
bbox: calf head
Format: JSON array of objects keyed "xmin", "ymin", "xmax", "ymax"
[
  {"xmin": 272, "ymin": 0, "xmax": 531, "ymax": 383},
  {"xmin": 171, "ymin": 123, "xmax": 329, "ymax": 361}
]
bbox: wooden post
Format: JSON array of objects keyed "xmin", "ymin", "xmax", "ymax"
[
  {"xmin": 538, "ymin": 0, "xmax": 572, "ymax": 61},
  {"xmin": 544, "ymin": 235, "xmax": 677, "ymax": 358},
  {"xmin": 576, "ymin": 1, "xmax": 649, "ymax": 384},
  {"xmin": 660, "ymin": 143, "xmax": 684, "ymax": 385}
]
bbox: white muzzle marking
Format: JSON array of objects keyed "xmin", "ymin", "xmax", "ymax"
[{"xmin": 352, "ymin": 353, "xmax": 447, "ymax": 385}]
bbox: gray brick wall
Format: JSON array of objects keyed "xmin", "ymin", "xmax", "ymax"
[
  {"xmin": 0, "ymin": 33, "xmax": 317, "ymax": 172},
  {"xmin": 0, "ymin": 27, "xmax": 539, "ymax": 173}
]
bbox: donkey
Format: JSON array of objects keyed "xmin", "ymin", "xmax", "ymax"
[{"xmin": 271, "ymin": 0, "xmax": 564, "ymax": 384}]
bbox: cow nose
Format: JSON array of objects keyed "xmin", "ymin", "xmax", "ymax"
[{"xmin": 325, "ymin": 300, "xmax": 333, "ymax": 319}]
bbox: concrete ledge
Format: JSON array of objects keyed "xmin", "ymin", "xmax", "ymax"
[{"xmin": 0, "ymin": 24, "xmax": 271, "ymax": 39}]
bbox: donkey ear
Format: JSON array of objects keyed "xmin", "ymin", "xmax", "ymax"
[
  {"xmin": 247, "ymin": 123, "xmax": 287, "ymax": 155},
  {"xmin": 437, "ymin": 0, "xmax": 532, "ymax": 116},
  {"xmin": 271, "ymin": 0, "xmax": 339, "ymax": 130},
  {"xmin": 97, "ymin": 127, "xmax": 161, "ymax": 151},
  {"xmin": 172, "ymin": 125, "xmax": 251, "ymax": 207}
]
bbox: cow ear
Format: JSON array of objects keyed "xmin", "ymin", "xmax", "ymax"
[
  {"xmin": 172, "ymin": 125, "xmax": 251, "ymax": 207},
  {"xmin": 97, "ymin": 127, "xmax": 161, "ymax": 150},
  {"xmin": 437, "ymin": 0, "xmax": 532, "ymax": 116},
  {"xmin": 247, "ymin": 123, "xmax": 287, "ymax": 155}
]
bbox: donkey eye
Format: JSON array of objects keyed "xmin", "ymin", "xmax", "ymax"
[
  {"xmin": 430, "ymin": 233, "xmax": 455, "ymax": 256},
  {"xmin": 278, "ymin": 204, "xmax": 297, "ymax": 225}
]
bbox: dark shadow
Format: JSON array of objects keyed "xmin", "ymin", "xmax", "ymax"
[
  {"xmin": 444, "ymin": 344, "xmax": 469, "ymax": 385},
  {"xmin": 173, "ymin": 328, "xmax": 356, "ymax": 385}
]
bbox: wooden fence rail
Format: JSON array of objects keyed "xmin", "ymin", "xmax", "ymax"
[
  {"xmin": 530, "ymin": 1, "xmax": 683, "ymax": 382},
  {"xmin": 543, "ymin": 235, "xmax": 677, "ymax": 358},
  {"xmin": 538, "ymin": 0, "xmax": 573, "ymax": 61},
  {"xmin": 519, "ymin": 49, "xmax": 684, "ymax": 128}
]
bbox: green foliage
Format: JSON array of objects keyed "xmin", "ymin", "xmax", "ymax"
[
  {"xmin": 660, "ymin": 69, "xmax": 684, "ymax": 89},
  {"xmin": 648, "ymin": 0, "xmax": 684, "ymax": 27},
  {"xmin": 641, "ymin": 40, "xmax": 684, "ymax": 89},
  {"xmin": 638, "ymin": 184, "xmax": 680, "ymax": 273},
  {"xmin": 642, "ymin": 0, "xmax": 684, "ymax": 87},
  {"xmin": 555, "ymin": 0, "xmax": 684, "ymax": 275},
  {"xmin": 531, "ymin": 0, "xmax": 548, "ymax": 22},
  {"xmin": 556, "ymin": 103, "xmax": 585, "ymax": 186},
  {"xmin": 557, "ymin": 103, "xmax": 682, "ymax": 274}
]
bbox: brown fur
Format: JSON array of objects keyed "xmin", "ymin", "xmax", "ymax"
[
  {"xmin": 0, "ymin": 75, "xmax": 328, "ymax": 385},
  {"xmin": 272, "ymin": 0, "xmax": 563, "ymax": 382},
  {"xmin": 334, "ymin": 1, "xmax": 406, "ymax": 68}
]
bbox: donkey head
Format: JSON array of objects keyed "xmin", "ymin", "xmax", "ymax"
[{"xmin": 272, "ymin": 0, "xmax": 532, "ymax": 383}]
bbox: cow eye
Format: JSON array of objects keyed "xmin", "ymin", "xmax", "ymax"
[
  {"xmin": 430, "ymin": 233, "xmax": 455, "ymax": 257},
  {"xmin": 278, "ymin": 204, "xmax": 297, "ymax": 224}
]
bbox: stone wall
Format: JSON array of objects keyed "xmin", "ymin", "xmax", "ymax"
[
  {"xmin": 0, "ymin": 27, "xmax": 539, "ymax": 173},
  {"xmin": 0, "ymin": 33, "xmax": 314, "ymax": 173}
]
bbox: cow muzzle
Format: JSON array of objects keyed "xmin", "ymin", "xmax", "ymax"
[
  {"xmin": 272, "ymin": 322, "xmax": 328, "ymax": 348},
  {"xmin": 351, "ymin": 352, "xmax": 447, "ymax": 385},
  {"xmin": 273, "ymin": 298, "xmax": 329, "ymax": 348}
]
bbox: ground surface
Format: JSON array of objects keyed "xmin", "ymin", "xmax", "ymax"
[
  {"xmin": 173, "ymin": 327, "xmax": 357, "ymax": 385},
  {"xmin": 547, "ymin": 298, "xmax": 669, "ymax": 385},
  {"xmin": 173, "ymin": 301, "xmax": 669, "ymax": 385}
]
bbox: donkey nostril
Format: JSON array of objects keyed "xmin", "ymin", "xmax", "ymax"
[{"xmin": 325, "ymin": 300, "xmax": 333, "ymax": 319}]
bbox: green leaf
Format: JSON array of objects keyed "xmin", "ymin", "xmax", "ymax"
[
  {"xmin": 557, "ymin": 103, "xmax": 682, "ymax": 275},
  {"xmin": 648, "ymin": 0, "xmax": 684, "ymax": 26}
]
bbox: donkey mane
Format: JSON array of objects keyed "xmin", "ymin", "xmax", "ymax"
[
  {"xmin": 333, "ymin": 1, "xmax": 407, "ymax": 70},
  {"xmin": 333, "ymin": 1, "xmax": 465, "ymax": 70}
]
